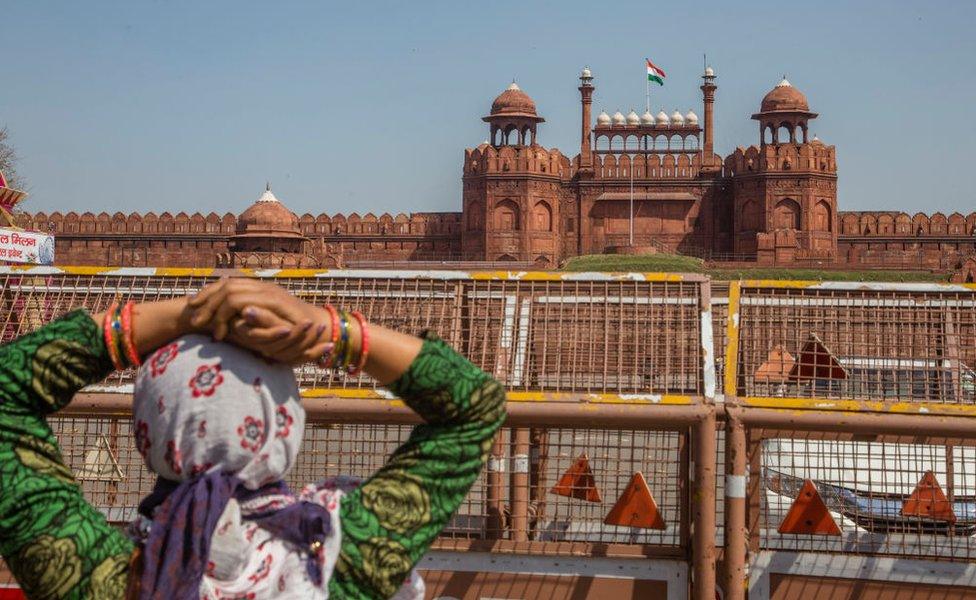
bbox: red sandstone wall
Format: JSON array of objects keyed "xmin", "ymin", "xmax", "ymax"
[
  {"xmin": 836, "ymin": 211, "xmax": 976, "ymax": 270},
  {"xmin": 18, "ymin": 210, "xmax": 462, "ymax": 238},
  {"xmin": 16, "ymin": 210, "xmax": 463, "ymax": 266},
  {"xmin": 838, "ymin": 211, "xmax": 976, "ymax": 237}
]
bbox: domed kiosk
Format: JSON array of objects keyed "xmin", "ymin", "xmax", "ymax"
[
  {"xmin": 224, "ymin": 185, "xmax": 320, "ymax": 268},
  {"xmin": 235, "ymin": 186, "xmax": 305, "ymax": 241},
  {"xmin": 753, "ymin": 77, "xmax": 818, "ymax": 144},
  {"xmin": 483, "ymin": 82, "xmax": 545, "ymax": 147}
]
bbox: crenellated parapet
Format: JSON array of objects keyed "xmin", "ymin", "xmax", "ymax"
[
  {"xmin": 838, "ymin": 211, "xmax": 976, "ymax": 237},
  {"xmin": 723, "ymin": 142, "xmax": 836, "ymax": 177},
  {"xmin": 18, "ymin": 211, "xmax": 238, "ymax": 235},
  {"xmin": 464, "ymin": 144, "xmax": 569, "ymax": 178},
  {"xmin": 297, "ymin": 212, "xmax": 461, "ymax": 236},
  {"xmin": 19, "ymin": 210, "xmax": 463, "ymax": 238}
]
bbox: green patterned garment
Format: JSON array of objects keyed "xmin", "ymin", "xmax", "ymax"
[{"xmin": 0, "ymin": 310, "xmax": 507, "ymax": 599}]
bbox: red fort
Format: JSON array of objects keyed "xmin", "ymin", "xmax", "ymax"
[{"xmin": 17, "ymin": 67, "xmax": 976, "ymax": 271}]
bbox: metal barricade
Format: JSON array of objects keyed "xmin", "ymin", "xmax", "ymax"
[
  {"xmin": 7, "ymin": 270, "xmax": 976, "ymax": 598},
  {"xmin": 0, "ymin": 267, "xmax": 717, "ymax": 600},
  {"xmin": 723, "ymin": 280, "xmax": 976, "ymax": 600}
]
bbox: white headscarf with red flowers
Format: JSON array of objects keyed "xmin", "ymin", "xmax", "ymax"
[
  {"xmin": 134, "ymin": 334, "xmax": 304, "ymax": 488},
  {"xmin": 131, "ymin": 335, "xmax": 425, "ymax": 599}
]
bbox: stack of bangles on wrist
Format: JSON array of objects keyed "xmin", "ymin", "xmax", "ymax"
[
  {"xmin": 318, "ymin": 305, "xmax": 369, "ymax": 375},
  {"xmin": 102, "ymin": 300, "xmax": 141, "ymax": 370}
]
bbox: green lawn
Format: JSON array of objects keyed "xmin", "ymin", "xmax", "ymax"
[{"xmin": 561, "ymin": 253, "xmax": 950, "ymax": 283}]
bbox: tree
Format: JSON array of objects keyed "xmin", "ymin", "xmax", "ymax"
[{"xmin": 0, "ymin": 126, "xmax": 24, "ymax": 190}]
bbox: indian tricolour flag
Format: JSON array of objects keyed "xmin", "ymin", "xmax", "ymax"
[{"xmin": 646, "ymin": 58, "xmax": 666, "ymax": 86}]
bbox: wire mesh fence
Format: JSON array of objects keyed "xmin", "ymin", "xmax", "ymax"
[
  {"xmin": 516, "ymin": 427, "xmax": 685, "ymax": 547},
  {"xmin": 0, "ymin": 270, "xmax": 710, "ymax": 397},
  {"xmin": 732, "ymin": 283, "xmax": 976, "ymax": 405},
  {"xmin": 18, "ymin": 410, "xmax": 692, "ymax": 551},
  {"xmin": 754, "ymin": 430, "xmax": 976, "ymax": 561}
]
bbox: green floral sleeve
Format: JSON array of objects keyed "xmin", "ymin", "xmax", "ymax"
[
  {"xmin": 0, "ymin": 310, "xmax": 132, "ymax": 599},
  {"xmin": 330, "ymin": 332, "xmax": 507, "ymax": 599}
]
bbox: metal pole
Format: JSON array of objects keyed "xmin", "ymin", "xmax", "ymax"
[
  {"xmin": 646, "ymin": 74, "xmax": 650, "ymax": 114},
  {"xmin": 510, "ymin": 428, "xmax": 530, "ymax": 542},
  {"xmin": 486, "ymin": 431, "xmax": 508, "ymax": 539},
  {"xmin": 692, "ymin": 407, "xmax": 717, "ymax": 600},
  {"xmin": 738, "ymin": 407, "xmax": 976, "ymax": 437},
  {"xmin": 723, "ymin": 406, "xmax": 748, "ymax": 600},
  {"xmin": 66, "ymin": 393, "xmax": 714, "ymax": 429}
]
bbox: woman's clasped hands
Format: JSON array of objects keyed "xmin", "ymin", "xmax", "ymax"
[{"xmin": 187, "ymin": 278, "xmax": 332, "ymax": 365}]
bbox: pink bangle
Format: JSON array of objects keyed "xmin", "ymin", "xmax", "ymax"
[
  {"xmin": 120, "ymin": 301, "xmax": 141, "ymax": 367},
  {"xmin": 348, "ymin": 311, "xmax": 369, "ymax": 376},
  {"xmin": 103, "ymin": 301, "xmax": 124, "ymax": 371},
  {"xmin": 320, "ymin": 304, "xmax": 340, "ymax": 368}
]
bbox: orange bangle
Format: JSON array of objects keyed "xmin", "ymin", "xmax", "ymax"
[
  {"xmin": 120, "ymin": 301, "xmax": 141, "ymax": 367},
  {"xmin": 348, "ymin": 311, "xmax": 369, "ymax": 376}
]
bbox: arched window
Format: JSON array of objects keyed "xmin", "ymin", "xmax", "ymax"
[
  {"xmin": 812, "ymin": 200, "xmax": 832, "ymax": 232},
  {"xmin": 778, "ymin": 125, "xmax": 793, "ymax": 144},
  {"xmin": 740, "ymin": 199, "xmax": 761, "ymax": 232},
  {"xmin": 773, "ymin": 198, "xmax": 801, "ymax": 230},
  {"xmin": 531, "ymin": 201, "xmax": 552, "ymax": 232},
  {"xmin": 493, "ymin": 199, "xmax": 520, "ymax": 231}
]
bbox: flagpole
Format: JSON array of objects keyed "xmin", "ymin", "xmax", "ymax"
[
  {"xmin": 645, "ymin": 73, "xmax": 650, "ymax": 113},
  {"xmin": 636, "ymin": 60, "xmax": 643, "ymax": 248}
]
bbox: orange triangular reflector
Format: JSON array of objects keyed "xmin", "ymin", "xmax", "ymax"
[
  {"xmin": 901, "ymin": 470, "xmax": 957, "ymax": 523},
  {"xmin": 755, "ymin": 345, "xmax": 796, "ymax": 383},
  {"xmin": 550, "ymin": 453, "xmax": 602, "ymax": 503},
  {"xmin": 789, "ymin": 333, "xmax": 847, "ymax": 381},
  {"xmin": 778, "ymin": 479, "xmax": 841, "ymax": 535},
  {"xmin": 603, "ymin": 472, "xmax": 666, "ymax": 529}
]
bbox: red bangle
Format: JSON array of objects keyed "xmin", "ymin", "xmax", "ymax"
[
  {"xmin": 103, "ymin": 301, "xmax": 124, "ymax": 371},
  {"xmin": 120, "ymin": 301, "xmax": 141, "ymax": 367},
  {"xmin": 322, "ymin": 304, "xmax": 340, "ymax": 368},
  {"xmin": 348, "ymin": 311, "xmax": 369, "ymax": 376}
]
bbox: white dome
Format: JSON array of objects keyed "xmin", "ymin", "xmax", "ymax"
[
  {"xmin": 670, "ymin": 110, "xmax": 685, "ymax": 125},
  {"xmin": 626, "ymin": 109, "xmax": 640, "ymax": 126},
  {"xmin": 777, "ymin": 76, "xmax": 791, "ymax": 88},
  {"xmin": 641, "ymin": 110, "xmax": 655, "ymax": 125},
  {"xmin": 685, "ymin": 109, "xmax": 699, "ymax": 125},
  {"xmin": 581, "ymin": 66, "xmax": 592, "ymax": 78},
  {"xmin": 655, "ymin": 110, "xmax": 670, "ymax": 125},
  {"xmin": 507, "ymin": 81, "xmax": 521, "ymax": 91},
  {"xmin": 704, "ymin": 66, "xmax": 714, "ymax": 77},
  {"xmin": 612, "ymin": 110, "xmax": 626, "ymax": 126},
  {"xmin": 597, "ymin": 110, "xmax": 611, "ymax": 126},
  {"xmin": 256, "ymin": 185, "xmax": 279, "ymax": 203}
]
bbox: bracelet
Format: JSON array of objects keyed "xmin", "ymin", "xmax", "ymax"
[
  {"xmin": 120, "ymin": 301, "xmax": 141, "ymax": 367},
  {"xmin": 103, "ymin": 301, "xmax": 125, "ymax": 371},
  {"xmin": 347, "ymin": 311, "xmax": 369, "ymax": 376},
  {"xmin": 336, "ymin": 311, "xmax": 350, "ymax": 370},
  {"xmin": 319, "ymin": 304, "xmax": 341, "ymax": 368}
]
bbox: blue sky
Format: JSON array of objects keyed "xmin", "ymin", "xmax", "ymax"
[{"xmin": 2, "ymin": 1, "xmax": 974, "ymax": 216}]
